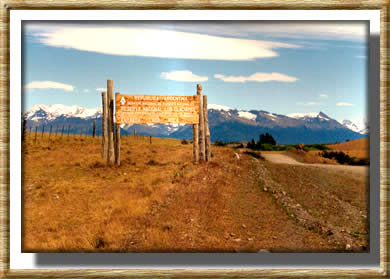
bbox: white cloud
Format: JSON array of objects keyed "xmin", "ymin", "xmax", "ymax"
[
  {"xmin": 161, "ymin": 71, "xmax": 208, "ymax": 82},
  {"xmin": 336, "ymin": 102, "xmax": 354, "ymax": 106},
  {"xmin": 297, "ymin": 101, "xmax": 320, "ymax": 106},
  {"xmin": 83, "ymin": 89, "xmax": 90, "ymax": 93},
  {"xmin": 356, "ymin": 55, "xmax": 367, "ymax": 59},
  {"xmin": 24, "ymin": 81, "xmax": 74, "ymax": 91},
  {"xmin": 158, "ymin": 22, "xmax": 367, "ymax": 42},
  {"xmin": 96, "ymin": 88, "xmax": 106, "ymax": 92},
  {"xmin": 29, "ymin": 26, "xmax": 300, "ymax": 61},
  {"xmin": 252, "ymin": 23, "xmax": 367, "ymax": 42},
  {"xmin": 319, "ymin": 94, "xmax": 328, "ymax": 98},
  {"xmin": 214, "ymin": 72, "xmax": 298, "ymax": 83}
]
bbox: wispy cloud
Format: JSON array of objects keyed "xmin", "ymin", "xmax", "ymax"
[
  {"xmin": 159, "ymin": 22, "xmax": 367, "ymax": 42},
  {"xmin": 319, "ymin": 94, "xmax": 328, "ymax": 98},
  {"xmin": 83, "ymin": 89, "xmax": 90, "ymax": 93},
  {"xmin": 214, "ymin": 72, "xmax": 298, "ymax": 83},
  {"xmin": 24, "ymin": 81, "xmax": 74, "ymax": 91},
  {"xmin": 356, "ymin": 55, "xmax": 367, "ymax": 59},
  {"xmin": 336, "ymin": 102, "xmax": 354, "ymax": 106},
  {"xmin": 161, "ymin": 70, "xmax": 208, "ymax": 82},
  {"xmin": 96, "ymin": 88, "xmax": 106, "ymax": 92},
  {"xmin": 29, "ymin": 26, "xmax": 300, "ymax": 61},
  {"xmin": 257, "ymin": 23, "xmax": 367, "ymax": 42},
  {"xmin": 297, "ymin": 101, "xmax": 320, "ymax": 106}
]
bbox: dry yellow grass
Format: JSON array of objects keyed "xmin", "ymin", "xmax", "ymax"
[
  {"xmin": 22, "ymin": 133, "xmax": 366, "ymax": 252},
  {"xmin": 326, "ymin": 138, "xmax": 369, "ymax": 159}
]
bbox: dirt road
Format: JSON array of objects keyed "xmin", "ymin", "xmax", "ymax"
[{"xmin": 262, "ymin": 153, "xmax": 368, "ymax": 176}]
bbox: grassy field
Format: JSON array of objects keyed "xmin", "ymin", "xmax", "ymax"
[
  {"xmin": 22, "ymin": 133, "xmax": 368, "ymax": 252},
  {"xmin": 326, "ymin": 138, "xmax": 369, "ymax": 159}
]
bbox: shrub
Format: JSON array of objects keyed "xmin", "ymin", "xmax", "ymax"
[
  {"xmin": 181, "ymin": 139, "xmax": 189, "ymax": 145},
  {"xmin": 320, "ymin": 150, "xmax": 369, "ymax": 165},
  {"xmin": 214, "ymin": 140, "xmax": 226, "ymax": 146}
]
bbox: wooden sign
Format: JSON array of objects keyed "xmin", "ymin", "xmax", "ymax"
[{"xmin": 115, "ymin": 94, "xmax": 200, "ymax": 124}]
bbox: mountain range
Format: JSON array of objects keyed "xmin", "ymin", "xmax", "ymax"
[{"xmin": 22, "ymin": 104, "xmax": 367, "ymax": 144}]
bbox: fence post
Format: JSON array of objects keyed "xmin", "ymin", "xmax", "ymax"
[
  {"xmin": 197, "ymin": 84, "xmax": 205, "ymax": 161},
  {"xmin": 149, "ymin": 135, "xmax": 152, "ymax": 144},
  {"xmin": 55, "ymin": 124, "xmax": 59, "ymax": 136},
  {"xmin": 107, "ymin": 79, "xmax": 115, "ymax": 165},
  {"xmin": 93, "ymin": 120, "xmax": 96, "ymax": 138},
  {"xmin": 61, "ymin": 124, "xmax": 65, "ymax": 137},
  {"xmin": 22, "ymin": 119, "xmax": 27, "ymax": 141},
  {"xmin": 102, "ymin": 92, "xmax": 108, "ymax": 161},
  {"xmin": 41, "ymin": 125, "xmax": 45, "ymax": 138},
  {"xmin": 34, "ymin": 126, "xmax": 38, "ymax": 144},
  {"xmin": 203, "ymin": 95, "xmax": 211, "ymax": 161},
  {"xmin": 67, "ymin": 125, "xmax": 71, "ymax": 137}
]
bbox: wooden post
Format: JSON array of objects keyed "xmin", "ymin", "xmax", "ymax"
[
  {"xmin": 29, "ymin": 126, "xmax": 32, "ymax": 134},
  {"xmin": 102, "ymin": 92, "xmax": 108, "ymax": 161},
  {"xmin": 107, "ymin": 79, "xmax": 115, "ymax": 165},
  {"xmin": 149, "ymin": 135, "xmax": 152, "ymax": 144},
  {"xmin": 41, "ymin": 125, "xmax": 45, "ymax": 138},
  {"xmin": 61, "ymin": 125, "xmax": 65, "ymax": 137},
  {"xmin": 49, "ymin": 125, "xmax": 52, "ymax": 139},
  {"xmin": 115, "ymin": 123, "xmax": 120, "ymax": 166},
  {"xmin": 55, "ymin": 124, "xmax": 59, "ymax": 136},
  {"xmin": 22, "ymin": 119, "xmax": 26, "ymax": 141},
  {"xmin": 193, "ymin": 124, "xmax": 199, "ymax": 163},
  {"xmin": 203, "ymin": 95, "xmax": 211, "ymax": 161},
  {"xmin": 93, "ymin": 120, "xmax": 96, "ymax": 138},
  {"xmin": 34, "ymin": 126, "xmax": 38, "ymax": 144},
  {"xmin": 115, "ymin": 92, "xmax": 121, "ymax": 166},
  {"xmin": 197, "ymin": 84, "xmax": 205, "ymax": 161},
  {"xmin": 67, "ymin": 125, "xmax": 70, "ymax": 137}
]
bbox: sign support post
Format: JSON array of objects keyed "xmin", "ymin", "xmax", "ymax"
[
  {"xmin": 101, "ymin": 79, "xmax": 209, "ymax": 165},
  {"xmin": 197, "ymin": 84, "xmax": 206, "ymax": 161}
]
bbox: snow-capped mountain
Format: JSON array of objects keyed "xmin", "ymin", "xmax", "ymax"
[
  {"xmin": 341, "ymin": 119, "xmax": 368, "ymax": 135},
  {"xmin": 24, "ymin": 104, "xmax": 101, "ymax": 122},
  {"xmin": 22, "ymin": 104, "xmax": 366, "ymax": 144}
]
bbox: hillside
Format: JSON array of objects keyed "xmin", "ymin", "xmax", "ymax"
[
  {"xmin": 22, "ymin": 133, "xmax": 368, "ymax": 252},
  {"xmin": 326, "ymin": 138, "xmax": 369, "ymax": 159}
]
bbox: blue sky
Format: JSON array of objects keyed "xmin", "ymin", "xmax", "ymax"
[{"xmin": 22, "ymin": 21, "xmax": 368, "ymax": 124}]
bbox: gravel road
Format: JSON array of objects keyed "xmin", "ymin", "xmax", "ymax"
[{"xmin": 261, "ymin": 153, "xmax": 369, "ymax": 176}]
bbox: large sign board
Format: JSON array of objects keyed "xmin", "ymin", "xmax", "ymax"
[{"xmin": 115, "ymin": 94, "xmax": 200, "ymax": 124}]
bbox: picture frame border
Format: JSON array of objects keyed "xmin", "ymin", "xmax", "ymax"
[{"xmin": 0, "ymin": 0, "xmax": 388, "ymax": 278}]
